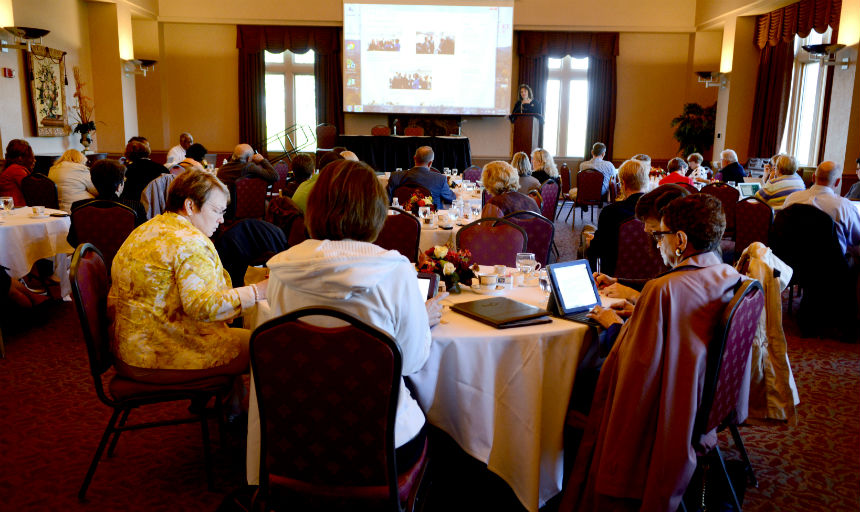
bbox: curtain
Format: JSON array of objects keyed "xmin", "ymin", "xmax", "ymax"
[
  {"xmin": 748, "ymin": 40, "xmax": 794, "ymax": 158},
  {"xmin": 517, "ymin": 31, "xmax": 619, "ymax": 157},
  {"xmin": 754, "ymin": 0, "xmax": 842, "ymax": 49},
  {"xmin": 237, "ymin": 25, "xmax": 344, "ymax": 152}
]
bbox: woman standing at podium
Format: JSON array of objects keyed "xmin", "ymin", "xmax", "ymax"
[{"xmin": 512, "ymin": 84, "xmax": 541, "ymax": 114}]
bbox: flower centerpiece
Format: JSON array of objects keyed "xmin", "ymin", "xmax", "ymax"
[
  {"xmin": 417, "ymin": 245, "xmax": 475, "ymax": 293},
  {"xmin": 68, "ymin": 66, "xmax": 97, "ymax": 152},
  {"xmin": 406, "ymin": 191, "xmax": 433, "ymax": 215}
]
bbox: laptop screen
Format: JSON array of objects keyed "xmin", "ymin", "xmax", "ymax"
[
  {"xmin": 547, "ymin": 259, "xmax": 600, "ymax": 314},
  {"xmin": 738, "ymin": 182, "xmax": 760, "ymax": 198}
]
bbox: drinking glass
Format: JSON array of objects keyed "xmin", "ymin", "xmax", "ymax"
[
  {"xmin": 538, "ymin": 269, "xmax": 551, "ymax": 298},
  {"xmin": 452, "ymin": 168, "xmax": 458, "ymax": 175},
  {"xmin": 0, "ymin": 196, "xmax": 13, "ymax": 215},
  {"xmin": 516, "ymin": 252, "xmax": 538, "ymax": 275},
  {"xmin": 444, "ymin": 167, "xmax": 451, "ymax": 175},
  {"xmin": 392, "ymin": 197, "xmax": 400, "ymax": 208},
  {"xmin": 470, "ymin": 205, "xmax": 481, "ymax": 219},
  {"xmin": 418, "ymin": 206, "xmax": 431, "ymax": 220}
]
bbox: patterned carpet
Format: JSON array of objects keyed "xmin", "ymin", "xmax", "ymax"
[{"xmin": 0, "ymin": 209, "xmax": 857, "ymax": 511}]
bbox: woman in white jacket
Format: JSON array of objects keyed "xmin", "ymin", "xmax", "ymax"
[
  {"xmin": 48, "ymin": 149, "xmax": 96, "ymax": 212},
  {"xmin": 264, "ymin": 158, "xmax": 446, "ymax": 471}
]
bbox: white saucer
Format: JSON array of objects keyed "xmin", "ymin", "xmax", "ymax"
[{"xmin": 470, "ymin": 284, "xmax": 506, "ymax": 296}]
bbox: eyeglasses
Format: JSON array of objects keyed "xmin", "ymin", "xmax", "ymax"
[{"xmin": 650, "ymin": 230, "xmax": 675, "ymax": 243}]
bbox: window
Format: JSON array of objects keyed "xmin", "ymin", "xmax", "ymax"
[
  {"xmin": 544, "ymin": 56, "xmax": 589, "ymax": 158},
  {"xmin": 779, "ymin": 28, "xmax": 831, "ymax": 166},
  {"xmin": 264, "ymin": 50, "xmax": 317, "ymax": 153}
]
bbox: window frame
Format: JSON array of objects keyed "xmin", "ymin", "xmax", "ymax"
[{"xmin": 264, "ymin": 50, "xmax": 316, "ymax": 153}]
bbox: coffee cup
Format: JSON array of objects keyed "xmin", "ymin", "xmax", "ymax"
[
  {"xmin": 477, "ymin": 273, "xmax": 498, "ymax": 289},
  {"xmin": 32, "ymin": 206, "xmax": 45, "ymax": 216}
]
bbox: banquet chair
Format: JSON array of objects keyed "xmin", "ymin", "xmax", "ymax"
[
  {"xmin": 404, "ymin": 126, "xmax": 424, "ymax": 136},
  {"xmin": 456, "ymin": 217, "xmax": 527, "ymax": 267},
  {"xmin": 233, "ymin": 177, "xmax": 269, "ymax": 220},
  {"xmin": 316, "ymin": 123, "xmax": 337, "ymax": 149},
  {"xmin": 21, "ymin": 173, "xmax": 59, "ymax": 209},
  {"xmin": 70, "ymin": 200, "xmax": 137, "ymax": 274},
  {"xmin": 249, "ymin": 307, "xmax": 430, "ymax": 512},
  {"xmin": 392, "ymin": 184, "xmax": 432, "ymax": 210},
  {"xmin": 733, "ymin": 197, "xmax": 773, "ymax": 262},
  {"xmin": 683, "ymin": 279, "xmax": 764, "ymax": 511},
  {"xmin": 540, "ymin": 180, "xmax": 560, "ymax": 221},
  {"xmin": 504, "ymin": 210, "xmax": 554, "ymax": 266},
  {"xmin": 371, "ymin": 125, "xmax": 392, "ymax": 136},
  {"xmin": 613, "ymin": 218, "xmax": 668, "ymax": 279},
  {"xmin": 701, "ymin": 183, "xmax": 739, "ymax": 239},
  {"xmin": 557, "ymin": 162, "xmax": 574, "ymax": 219},
  {"xmin": 676, "ymin": 182, "xmax": 699, "ymax": 194},
  {"xmin": 572, "ymin": 169, "xmax": 604, "ymax": 224},
  {"xmin": 463, "ymin": 166, "xmax": 482, "ymax": 183},
  {"xmin": 215, "ymin": 219, "xmax": 287, "ymax": 287},
  {"xmin": 70, "ymin": 243, "xmax": 231, "ymax": 501},
  {"xmin": 269, "ymin": 160, "xmax": 290, "ymax": 198},
  {"xmin": 375, "ymin": 207, "xmax": 421, "ymax": 263}
]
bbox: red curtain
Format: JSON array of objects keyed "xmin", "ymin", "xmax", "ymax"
[
  {"xmin": 516, "ymin": 31, "xmax": 619, "ymax": 159},
  {"xmin": 754, "ymin": 0, "xmax": 842, "ymax": 49},
  {"xmin": 237, "ymin": 25, "xmax": 344, "ymax": 153}
]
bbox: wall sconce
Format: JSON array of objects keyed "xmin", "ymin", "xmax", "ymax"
[
  {"xmin": 696, "ymin": 71, "xmax": 727, "ymax": 89},
  {"xmin": 802, "ymin": 43, "xmax": 851, "ymax": 70},
  {"xmin": 123, "ymin": 59, "xmax": 157, "ymax": 77},
  {"xmin": 0, "ymin": 26, "xmax": 50, "ymax": 52}
]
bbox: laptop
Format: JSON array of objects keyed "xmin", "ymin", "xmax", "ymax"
[
  {"xmin": 737, "ymin": 182, "xmax": 761, "ymax": 198},
  {"xmin": 545, "ymin": 259, "xmax": 603, "ymax": 327}
]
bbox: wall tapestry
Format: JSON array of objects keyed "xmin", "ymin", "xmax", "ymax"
[{"xmin": 28, "ymin": 45, "xmax": 70, "ymax": 137}]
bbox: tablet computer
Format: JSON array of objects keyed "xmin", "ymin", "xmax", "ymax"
[
  {"xmin": 416, "ymin": 272, "xmax": 439, "ymax": 300},
  {"xmin": 545, "ymin": 259, "xmax": 602, "ymax": 327}
]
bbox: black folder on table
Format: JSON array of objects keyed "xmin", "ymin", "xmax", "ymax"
[{"xmin": 450, "ymin": 297, "xmax": 552, "ymax": 329}]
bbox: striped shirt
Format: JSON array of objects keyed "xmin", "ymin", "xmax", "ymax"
[{"xmin": 755, "ymin": 173, "xmax": 805, "ymax": 209}]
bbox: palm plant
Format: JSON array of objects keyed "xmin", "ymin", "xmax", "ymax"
[{"xmin": 670, "ymin": 102, "xmax": 716, "ymax": 157}]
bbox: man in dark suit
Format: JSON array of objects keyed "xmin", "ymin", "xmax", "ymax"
[
  {"xmin": 387, "ymin": 146, "xmax": 455, "ymax": 207},
  {"xmin": 718, "ymin": 149, "xmax": 747, "ymax": 184}
]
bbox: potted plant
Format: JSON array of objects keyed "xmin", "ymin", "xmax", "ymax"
[
  {"xmin": 68, "ymin": 66, "xmax": 98, "ymax": 153},
  {"xmin": 670, "ymin": 102, "xmax": 716, "ymax": 158}
]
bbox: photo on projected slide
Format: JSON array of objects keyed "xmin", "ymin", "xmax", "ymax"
[
  {"xmin": 367, "ymin": 36, "xmax": 401, "ymax": 52},
  {"xmin": 390, "ymin": 71, "xmax": 432, "ymax": 90},
  {"xmin": 416, "ymin": 32, "xmax": 455, "ymax": 55}
]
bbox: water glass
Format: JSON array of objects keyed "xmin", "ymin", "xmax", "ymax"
[
  {"xmin": 392, "ymin": 197, "xmax": 400, "ymax": 208},
  {"xmin": 538, "ymin": 269, "xmax": 551, "ymax": 298},
  {"xmin": 0, "ymin": 196, "xmax": 13, "ymax": 215},
  {"xmin": 516, "ymin": 252, "xmax": 538, "ymax": 275},
  {"xmin": 444, "ymin": 167, "xmax": 451, "ymax": 175},
  {"xmin": 470, "ymin": 205, "xmax": 481, "ymax": 220},
  {"xmin": 452, "ymin": 168, "xmax": 458, "ymax": 175}
]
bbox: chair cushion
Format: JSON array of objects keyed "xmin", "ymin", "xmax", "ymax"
[{"xmin": 108, "ymin": 374, "xmax": 232, "ymax": 402}]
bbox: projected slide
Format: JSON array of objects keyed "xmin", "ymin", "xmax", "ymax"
[{"xmin": 343, "ymin": 1, "xmax": 513, "ymax": 116}]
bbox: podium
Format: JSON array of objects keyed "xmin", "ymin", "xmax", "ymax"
[{"xmin": 510, "ymin": 113, "xmax": 542, "ymax": 156}]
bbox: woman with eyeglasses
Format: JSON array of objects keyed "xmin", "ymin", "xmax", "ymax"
[{"xmin": 562, "ymin": 193, "xmax": 744, "ymax": 512}]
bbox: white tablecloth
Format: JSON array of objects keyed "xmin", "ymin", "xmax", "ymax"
[
  {"xmin": 0, "ymin": 208, "xmax": 73, "ymax": 295},
  {"xmin": 419, "ymin": 224, "xmax": 460, "ymax": 253},
  {"xmin": 243, "ymin": 283, "xmax": 620, "ymax": 512}
]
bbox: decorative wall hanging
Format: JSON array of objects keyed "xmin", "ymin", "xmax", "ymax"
[{"xmin": 27, "ymin": 44, "xmax": 69, "ymax": 137}]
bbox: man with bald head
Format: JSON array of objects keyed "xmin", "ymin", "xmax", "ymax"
[
  {"xmin": 386, "ymin": 145, "xmax": 455, "ymax": 207},
  {"xmin": 217, "ymin": 143, "xmax": 278, "ymax": 217},
  {"xmin": 784, "ymin": 161, "xmax": 860, "ymax": 258},
  {"xmin": 165, "ymin": 132, "xmax": 193, "ymax": 168}
]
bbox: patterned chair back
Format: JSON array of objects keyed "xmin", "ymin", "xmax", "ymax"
[
  {"xmin": 734, "ymin": 197, "xmax": 773, "ymax": 256},
  {"xmin": 316, "ymin": 123, "xmax": 337, "ymax": 149},
  {"xmin": 613, "ymin": 218, "xmax": 668, "ymax": 280},
  {"xmin": 271, "ymin": 161, "xmax": 290, "ymax": 196},
  {"xmin": 371, "ymin": 125, "xmax": 391, "ymax": 136},
  {"xmin": 463, "ymin": 166, "xmax": 482, "ymax": 183},
  {"xmin": 250, "ymin": 307, "xmax": 403, "ymax": 510},
  {"xmin": 70, "ymin": 243, "xmax": 113, "ymax": 380},
  {"xmin": 574, "ymin": 169, "xmax": 604, "ymax": 208},
  {"xmin": 392, "ymin": 184, "xmax": 431, "ymax": 210},
  {"xmin": 504, "ymin": 210, "xmax": 554, "ymax": 267},
  {"xmin": 540, "ymin": 180, "xmax": 559, "ymax": 221},
  {"xmin": 701, "ymin": 183, "xmax": 740, "ymax": 237},
  {"xmin": 21, "ymin": 173, "xmax": 59, "ymax": 209},
  {"xmin": 559, "ymin": 163, "xmax": 571, "ymax": 195},
  {"xmin": 676, "ymin": 182, "xmax": 698, "ymax": 194},
  {"xmin": 375, "ymin": 208, "xmax": 422, "ymax": 263},
  {"xmin": 70, "ymin": 201, "xmax": 137, "ymax": 273},
  {"xmin": 234, "ymin": 177, "xmax": 268, "ymax": 219},
  {"xmin": 404, "ymin": 126, "xmax": 424, "ymax": 136},
  {"xmin": 456, "ymin": 217, "xmax": 528, "ymax": 267},
  {"xmin": 695, "ymin": 279, "xmax": 764, "ymax": 437}
]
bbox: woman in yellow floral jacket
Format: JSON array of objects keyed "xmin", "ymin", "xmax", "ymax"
[{"xmin": 109, "ymin": 169, "xmax": 267, "ymax": 396}]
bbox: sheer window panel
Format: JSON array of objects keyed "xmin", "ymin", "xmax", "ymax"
[
  {"xmin": 543, "ymin": 79, "xmax": 561, "ymax": 157},
  {"xmin": 566, "ymin": 80, "xmax": 588, "ymax": 158},
  {"xmin": 265, "ymin": 74, "xmax": 287, "ymax": 153},
  {"xmin": 294, "ymin": 49, "xmax": 315, "ymax": 64},
  {"xmin": 264, "ymin": 51, "xmax": 284, "ymax": 63},
  {"xmin": 294, "ymin": 74, "xmax": 317, "ymax": 152}
]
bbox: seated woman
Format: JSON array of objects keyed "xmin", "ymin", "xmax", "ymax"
[
  {"xmin": 480, "ymin": 161, "xmax": 540, "ymax": 218},
  {"xmin": 659, "ymin": 157, "xmax": 694, "ymax": 186},
  {"xmin": 109, "ymin": 169, "xmax": 267, "ymax": 413},
  {"xmin": 512, "ymin": 151, "xmax": 540, "ymax": 195},
  {"xmin": 530, "ymin": 147, "xmax": 560, "ymax": 185},
  {"xmin": 68, "ymin": 159, "xmax": 147, "ymax": 246},
  {"xmin": 48, "ymin": 149, "xmax": 97, "ymax": 212},
  {"xmin": 265, "ymin": 159, "xmax": 446, "ymax": 469},
  {"xmin": 561, "ymin": 193, "xmax": 743, "ymax": 512}
]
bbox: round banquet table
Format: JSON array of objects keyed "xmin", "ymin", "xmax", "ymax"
[
  {"xmin": 0, "ymin": 208, "xmax": 73, "ymax": 295},
  {"xmin": 243, "ymin": 279, "xmax": 621, "ymax": 512}
]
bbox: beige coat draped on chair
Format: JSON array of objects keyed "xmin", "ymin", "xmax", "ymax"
[{"xmin": 736, "ymin": 242, "xmax": 800, "ymax": 423}]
